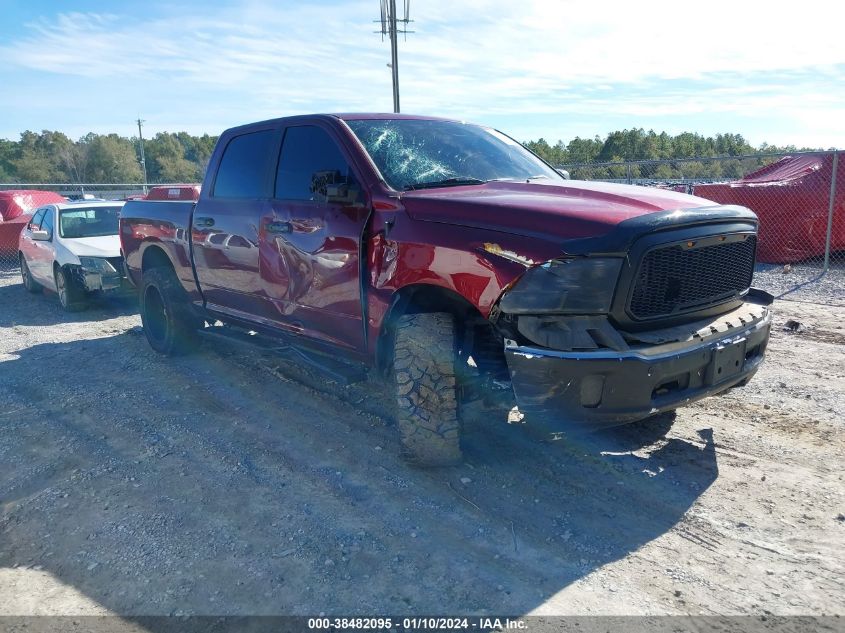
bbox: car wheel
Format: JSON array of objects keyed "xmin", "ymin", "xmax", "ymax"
[
  {"xmin": 139, "ymin": 267, "xmax": 201, "ymax": 355},
  {"xmin": 20, "ymin": 255, "xmax": 41, "ymax": 293},
  {"xmin": 392, "ymin": 312, "xmax": 463, "ymax": 466},
  {"xmin": 54, "ymin": 265, "xmax": 87, "ymax": 312}
]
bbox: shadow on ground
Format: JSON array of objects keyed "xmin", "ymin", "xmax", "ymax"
[
  {"xmin": 0, "ymin": 331, "xmax": 717, "ymax": 619},
  {"xmin": 0, "ymin": 276, "xmax": 137, "ymax": 327}
]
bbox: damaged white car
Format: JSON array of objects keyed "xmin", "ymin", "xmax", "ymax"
[{"xmin": 18, "ymin": 200, "xmax": 127, "ymax": 311}]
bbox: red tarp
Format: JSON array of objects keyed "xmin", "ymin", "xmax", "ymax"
[
  {"xmin": 0, "ymin": 190, "xmax": 66, "ymax": 221},
  {"xmin": 0, "ymin": 190, "xmax": 67, "ymax": 258},
  {"xmin": 144, "ymin": 184, "xmax": 200, "ymax": 201},
  {"xmin": 691, "ymin": 154, "xmax": 844, "ymax": 263}
]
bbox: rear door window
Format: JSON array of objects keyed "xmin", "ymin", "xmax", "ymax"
[{"xmin": 213, "ymin": 129, "xmax": 279, "ymax": 199}]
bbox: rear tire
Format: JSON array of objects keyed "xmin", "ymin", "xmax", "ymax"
[
  {"xmin": 392, "ymin": 312, "xmax": 463, "ymax": 466},
  {"xmin": 54, "ymin": 265, "xmax": 87, "ymax": 312},
  {"xmin": 20, "ymin": 255, "xmax": 41, "ymax": 293},
  {"xmin": 139, "ymin": 267, "xmax": 200, "ymax": 355}
]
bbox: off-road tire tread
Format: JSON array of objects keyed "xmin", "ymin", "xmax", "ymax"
[
  {"xmin": 393, "ymin": 312, "xmax": 462, "ymax": 466},
  {"xmin": 140, "ymin": 267, "xmax": 201, "ymax": 355}
]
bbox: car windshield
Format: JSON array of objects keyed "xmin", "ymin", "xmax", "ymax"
[
  {"xmin": 59, "ymin": 206, "xmax": 121, "ymax": 238},
  {"xmin": 345, "ymin": 119, "xmax": 562, "ymax": 191}
]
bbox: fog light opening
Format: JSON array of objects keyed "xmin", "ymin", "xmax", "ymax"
[
  {"xmin": 652, "ymin": 373, "xmax": 691, "ymax": 399},
  {"xmin": 580, "ymin": 375, "xmax": 605, "ymax": 408}
]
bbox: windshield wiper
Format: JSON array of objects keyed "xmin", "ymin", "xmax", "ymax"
[
  {"xmin": 488, "ymin": 175, "xmax": 551, "ymax": 183},
  {"xmin": 404, "ymin": 177, "xmax": 487, "ymax": 191}
]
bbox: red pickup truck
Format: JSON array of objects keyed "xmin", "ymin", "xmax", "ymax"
[{"xmin": 120, "ymin": 113, "xmax": 772, "ymax": 465}]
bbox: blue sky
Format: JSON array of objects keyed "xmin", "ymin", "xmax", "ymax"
[{"xmin": 1, "ymin": 0, "xmax": 843, "ymax": 148}]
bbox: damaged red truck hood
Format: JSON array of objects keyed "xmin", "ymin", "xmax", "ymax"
[{"xmin": 400, "ymin": 180, "xmax": 716, "ymax": 241}]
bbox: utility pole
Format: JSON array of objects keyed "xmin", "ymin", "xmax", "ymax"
[
  {"xmin": 388, "ymin": 0, "xmax": 400, "ymax": 113},
  {"xmin": 376, "ymin": 0, "xmax": 412, "ymax": 113},
  {"xmin": 136, "ymin": 118, "xmax": 148, "ymax": 194}
]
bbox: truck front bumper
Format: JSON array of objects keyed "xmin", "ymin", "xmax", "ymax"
[{"xmin": 504, "ymin": 301, "xmax": 772, "ymax": 433}]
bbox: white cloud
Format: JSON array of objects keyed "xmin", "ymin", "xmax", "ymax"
[{"xmin": 0, "ymin": 0, "xmax": 843, "ymax": 145}]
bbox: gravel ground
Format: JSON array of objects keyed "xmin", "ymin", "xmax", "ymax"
[
  {"xmin": 0, "ymin": 269, "xmax": 843, "ymax": 617},
  {"xmin": 754, "ymin": 261, "xmax": 845, "ymax": 306}
]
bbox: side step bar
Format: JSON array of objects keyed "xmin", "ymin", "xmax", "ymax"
[{"xmin": 197, "ymin": 326, "xmax": 368, "ymax": 386}]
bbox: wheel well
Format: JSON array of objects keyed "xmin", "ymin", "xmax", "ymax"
[
  {"xmin": 141, "ymin": 245, "xmax": 173, "ymax": 274},
  {"xmin": 376, "ymin": 284, "xmax": 504, "ymax": 376}
]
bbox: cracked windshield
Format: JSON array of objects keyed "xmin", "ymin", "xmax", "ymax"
[{"xmin": 346, "ymin": 119, "xmax": 562, "ymax": 190}]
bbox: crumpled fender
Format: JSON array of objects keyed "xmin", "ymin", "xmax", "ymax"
[{"xmin": 366, "ymin": 209, "xmax": 564, "ymax": 323}]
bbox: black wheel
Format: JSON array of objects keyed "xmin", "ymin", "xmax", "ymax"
[
  {"xmin": 20, "ymin": 255, "xmax": 41, "ymax": 293},
  {"xmin": 139, "ymin": 267, "xmax": 200, "ymax": 355},
  {"xmin": 392, "ymin": 312, "xmax": 463, "ymax": 466},
  {"xmin": 54, "ymin": 265, "xmax": 87, "ymax": 312}
]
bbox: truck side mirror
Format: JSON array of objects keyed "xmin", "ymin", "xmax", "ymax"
[
  {"xmin": 311, "ymin": 170, "xmax": 361, "ymax": 205},
  {"xmin": 31, "ymin": 229, "xmax": 50, "ymax": 241}
]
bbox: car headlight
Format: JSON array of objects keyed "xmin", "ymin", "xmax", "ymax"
[
  {"xmin": 78, "ymin": 257, "xmax": 116, "ymax": 274},
  {"xmin": 498, "ymin": 257, "xmax": 623, "ymax": 314}
]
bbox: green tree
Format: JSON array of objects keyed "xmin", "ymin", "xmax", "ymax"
[
  {"xmin": 12, "ymin": 130, "xmax": 68, "ymax": 181},
  {"xmin": 145, "ymin": 133, "xmax": 203, "ymax": 182},
  {"xmin": 58, "ymin": 133, "xmax": 95, "ymax": 183},
  {"xmin": 652, "ymin": 163, "xmax": 675, "ymax": 180},
  {"xmin": 85, "ymin": 134, "xmax": 143, "ymax": 182},
  {"xmin": 0, "ymin": 138, "xmax": 20, "ymax": 181},
  {"xmin": 566, "ymin": 136, "xmax": 602, "ymax": 164},
  {"xmin": 524, "ymin": 138, "xmax": 554, "ymax": 163}
]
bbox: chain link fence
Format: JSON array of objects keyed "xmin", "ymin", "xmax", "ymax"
[{"xmin": 559, "ymin": 151, "xmax": 844, "ymax": 306}]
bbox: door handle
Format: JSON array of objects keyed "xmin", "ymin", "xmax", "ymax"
[
  {"xmin": 266, "ymin": 221, "xmax": 293, "ymax": 234},
  {"xmin": 194, "ymin": 216, "xmax": 215, "ymax": 228}
]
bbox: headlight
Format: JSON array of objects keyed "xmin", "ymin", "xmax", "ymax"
[
  {"xmin": 498, "ymin": 257, "xmax": 623, "ymax": 314},
  {"xmin": 78, "ymin": 257, "xmax": 116, "ymax": 274}
]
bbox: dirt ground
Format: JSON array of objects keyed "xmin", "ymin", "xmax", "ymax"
[{"xmin": 0, "ymin": 268, "xmax": 843, "ymax": 617}]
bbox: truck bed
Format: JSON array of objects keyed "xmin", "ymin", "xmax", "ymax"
[{"xmin": 119, "ymin": 199, "xmax": 196, "ymax": 294}]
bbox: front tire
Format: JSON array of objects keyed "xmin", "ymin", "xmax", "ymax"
[
  {"xmin": 54, "ymin": 265, "xmax": 87, "ymax": 312},
  {"xmin": 139, "ymin": 267, "xmax": 200, "ymax": 355},
  {"xmin": 392, "ymin": 312, "xmax": 463, "ymax": 466},
  {"xmin": 20, "ymin": 255, "xmax": 41, "ymax": 293}
]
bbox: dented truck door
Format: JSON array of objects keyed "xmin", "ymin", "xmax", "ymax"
[{"xmin": 262, "ymin": 122, "xmax": 370, "ymax": 352}]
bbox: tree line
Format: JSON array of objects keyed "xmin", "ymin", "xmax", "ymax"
[
  {"xmin": 0, "ymin": 127, "xmax": 825, "ymax": 184},
  {"xmin": 0, "ymin": 130, "xmax": 217, "ymax": 184},
  {"xmin": 524, "ymin": 129, "xmax": 825, "ymax": 181},
  {"xmin": 524, "ymin": 128, "xmax": 821, "ymax": 165}
]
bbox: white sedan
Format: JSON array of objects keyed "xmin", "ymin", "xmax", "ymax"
[{"xmin": 18, "ymin": 200, "xmax": 126, "ymax": 311}]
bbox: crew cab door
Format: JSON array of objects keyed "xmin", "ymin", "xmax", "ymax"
[
  {"xmin": 263, "ymin": 123, "xmax": 370, "ymax": 352},
  {"xmin": 191, "ymin": 127, "xmax": 281, "ymax": 318}
]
